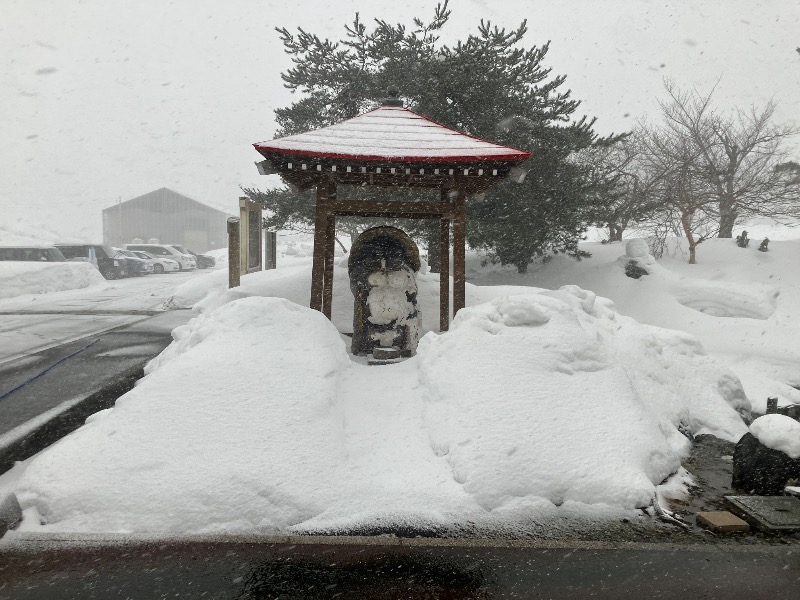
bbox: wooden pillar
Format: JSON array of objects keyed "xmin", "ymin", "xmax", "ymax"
[
  {"xmin": 439, "ymin": 217, "xmax": 450, "ymax": 331},
  {"xmin": 439, "ymin": 188, "xmax": 451, "ymax": 332},
  {"xmin": 227, "ymin": 217, "xmax": 241, "ymax": 289},
  {"xmin": 264, "ymin": 231, "xmax": 277, "ymax": 270},
  {"xmin": 322, "ymin": 208, "xmax": 336, "ymax": 319},
  {"xmin": 310, "ymin": 182, "xmax": 331, "ymax": 312},
  {"xmin": 452, "ymin": 188, "xmax": 466, "ymax": 317}
]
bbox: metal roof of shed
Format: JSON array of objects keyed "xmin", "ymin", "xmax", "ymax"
[{"xmin": 254, "ymin": 106, "xmax": 530, "ymax": 163}]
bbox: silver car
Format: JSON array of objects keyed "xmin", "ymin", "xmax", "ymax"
[{"xmin": 132, "ymin": 251, "xmax": 180, "ymax": 274}]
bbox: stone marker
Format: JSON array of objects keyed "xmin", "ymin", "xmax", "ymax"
[
  {"xmin": 0, "ymin": 493, "xmax": 23, "ymax": 538},
  {"xmin": 696, "ymin": 511, "xmax": 750, "ymax": 533}
]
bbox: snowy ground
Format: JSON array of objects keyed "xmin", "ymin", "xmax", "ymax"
[
  {"xmin": 467, "ymin": 238, "xmax": 800, "ymax": 414},
  {"xmin": 6, "ymin": 234, "xmax": 788, "ymax": 536}
]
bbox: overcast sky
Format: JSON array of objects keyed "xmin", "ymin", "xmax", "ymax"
[{"xmin": 1, "ymin": 0, "xmax": 798, "ymax": 240}]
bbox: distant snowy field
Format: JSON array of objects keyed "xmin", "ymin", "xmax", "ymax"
[{"xmin": 10, "ymin": 232, "xmax": 795, "ymax": 535}]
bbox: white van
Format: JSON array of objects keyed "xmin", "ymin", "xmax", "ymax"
[{"xmin": 124, "ymin": 244, "xmax": 196, "ymax": 270}]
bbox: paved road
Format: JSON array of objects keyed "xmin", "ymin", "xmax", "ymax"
[
  {"xmin": 0, "ymin": 272, "xmax": 208, "ymax": 469},
  {"xmin": 1, "ymin": 535, "xmax": 797, "ymax": 599},
  {"xmin": 0, "ymin": 270, "xmax": 205, "ymax": 364},
  {"xmin": 0, "ymin": 311, "xmax": 195, "ymax": 471}
]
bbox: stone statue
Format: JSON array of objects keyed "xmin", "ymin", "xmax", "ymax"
[{"xmin": 348, "ymin": 227, "xmax": 421, "ymax": 357}]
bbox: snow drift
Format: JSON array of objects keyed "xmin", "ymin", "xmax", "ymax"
[
  {"xmin": 14, "ymin": 285, "xmax": 750, "ymax": 534},
  {"xmin": 0, "ymin": 262, "xmax": 105, "ymax": 299}
]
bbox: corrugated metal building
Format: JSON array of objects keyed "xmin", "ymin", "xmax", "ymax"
[{"xmin": 102, "ymin": 188, "xmax": 231, "ymax": 252}]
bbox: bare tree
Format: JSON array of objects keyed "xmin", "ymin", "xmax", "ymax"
[
  {"xmin": 640, "ymin": 122, "xmax": 720, "ymax": 264},
  {"xmin": 586, "ymin": 132, "xmax": 670, "ymax": 241},
  {"xmin": 659, "ymin": 80, "xmax": 800, "ymax": 237}
]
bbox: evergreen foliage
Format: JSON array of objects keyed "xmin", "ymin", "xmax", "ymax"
[{"xmin": 248, "ymin": 2, "xmax": 621, "ymax": 272}]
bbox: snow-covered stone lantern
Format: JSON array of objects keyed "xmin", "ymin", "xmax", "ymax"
[{"xmin": 348, "ymin": 227, "xmax": 421, "ymax": 358}]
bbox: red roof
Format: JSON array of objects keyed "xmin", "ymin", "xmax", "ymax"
[{"xmin": 254, "ymin": 106, "xmax": 530, "ymax": 163}]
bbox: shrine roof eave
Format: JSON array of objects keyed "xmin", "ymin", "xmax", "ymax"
[{"xmin": 252, "ymin": 144, "xmax": 530, "ymax": 164}]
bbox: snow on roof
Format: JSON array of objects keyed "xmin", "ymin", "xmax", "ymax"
[{"xmin": 254, "ymin": 106, "xmax": 530, "ymax": 163}]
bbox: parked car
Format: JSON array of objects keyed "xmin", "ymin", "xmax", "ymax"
[
  {"xmin": 55, "ymin": 244, "xmax": 128, "ymax": 279},
  {"xmin": 0, "ymin": 246, "xmax": 66, "ymax": 262},
  {"xmin": 131, "ymin": 250, "xmax": 180, "ymax": 274},
  {"xmin": 167, "ymin": 244, "xmax": 214, "ymax": 269},
  {"xmin": 124, "ymin": 244, "xmax": 196, "ymax": 270},
  {"xmin": 185, "ymin": 249, "xmax": 215, "ymax": 269},
  {"xmin": 113, "ymin": 249, "xmax": 154, "ymax": 276}
]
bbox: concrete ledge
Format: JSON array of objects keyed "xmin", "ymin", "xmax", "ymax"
[{"xmin": 2, "ymin": 531, "xmax": 794, "ymax": 554}]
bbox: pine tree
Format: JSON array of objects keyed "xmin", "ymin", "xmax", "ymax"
[{"xmin": 248, "ymin": 2, "xmax": 621, "ymax": 272}]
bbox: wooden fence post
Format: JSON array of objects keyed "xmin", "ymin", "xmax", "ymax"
[{"xmin": 227, "ymin": 217, "xmax": 241, "ymax": 289}]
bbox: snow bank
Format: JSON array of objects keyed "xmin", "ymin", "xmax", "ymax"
[
  {"xmin": 417, "ymin": 288, "xmax": 749, "ymax": 511},
  {"xmin": 750, "ymin": 414, "xmax": 800, "ymax": 459},
  {"xmin": 468, "ymin": 237, "xmax": 800, "ymax": 413},
  {"xmin": 0, "ymin": 262, "xmax": 105, "ymax": 299},
  {"xmin": 14, "ymin": 286, "xmax": 749, "ymax": 534},
  {"xmin": 16, "ymin": 297, "xmax": 351, "ymax": 533}
]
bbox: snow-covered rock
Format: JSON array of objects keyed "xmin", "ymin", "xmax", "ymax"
[
  {"xmin": 624, "ymin": 238, "xmax": 655, "ymax": 266},
  {"xmin": 749, "ymin": 414, "xmax": 800, "ymax": 459}
]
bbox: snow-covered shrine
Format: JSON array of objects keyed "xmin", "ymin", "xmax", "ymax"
[{"xmin": 253, "ymin": 88, "xmax": 530, "ymax": 331}]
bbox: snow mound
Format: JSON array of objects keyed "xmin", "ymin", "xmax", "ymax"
[
  {"xmin": 0, "ymin": 262, "xmax": 105, "ymax": 300},
  {"xmin": 16, "ymin": 297, "xmax": 351, "ymax": 533},
  {"xmin": 675, "ymin": 280, "xmax": 778, "ymax": 319},
  {"xmin": 162, "ymin": 268, "xmax": 229, "ymax": 309},
  {"xmin": 417, "ymin": 287, "xmax": 749, "ymax": 511},
  {"xmin": 14, "ymin": 287, "xmax": 750, "ymax": 534},
  {"xmin": 749, "ymin": 414, "xmax": 800, "ymax": 459},
  {"xmin": 624, "ymin": 238, "xmax": 655, "ymax": 266}
]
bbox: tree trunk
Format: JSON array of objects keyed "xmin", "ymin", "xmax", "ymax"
[
  {"xmin": 718, "ymin": 197, "xmax": 737, "ymax": 238},
  {"xmin": 607, "ymin": 224, "xmax": 624, "ymax": 242},
  {"xmin": 681, "ymin": 209, "xmax": 697, "ymax": 264},
  {"xmin": 516, "ymin": 262, "xmax": 528, "ymax": 274}
]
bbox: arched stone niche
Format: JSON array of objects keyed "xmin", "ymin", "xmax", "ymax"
[{"xmin": 348, "ymin": 227, "xmax": 421, "ymax": 357}]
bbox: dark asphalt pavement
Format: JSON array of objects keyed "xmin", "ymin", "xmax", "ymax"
[
  {"xmin": 1, "ymin": 536, "xmax": 798, "ymax": 599},
  {"xmin": 0, "ymin": 311, "xmax": 192, "ymax": 471}
]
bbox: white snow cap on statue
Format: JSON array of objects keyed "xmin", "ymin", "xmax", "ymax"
[
  {"xmin": 625, "ymin": 239, "xmax": 650, "ymax": 258},
  {"xmin": 624, "ymin": 239, "xmax": 655, "ymax": 267},
  {"xmin": 750, "ymin": 414, "xmax": 800, "ymax": 459}
]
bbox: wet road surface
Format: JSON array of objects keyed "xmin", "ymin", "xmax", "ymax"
[
  {"xmin": 0, "ymin": 311, "xmax": 193, "ymax": 471},
  {"xmin": 1, "ymin": 535, "xmax": 798, "ymax": 599}
]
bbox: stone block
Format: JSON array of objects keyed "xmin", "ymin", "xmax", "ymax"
[
  {"xmin": 696, "ymin": 511, "xmax": 750, "ymax": 533},
  {"xmin": 0, "ymin": 493, "xmax": 23, "ymax": 535},
  {"xmin": 373, "ymin": 346, "xmax": 401, "ymax": 360}
]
